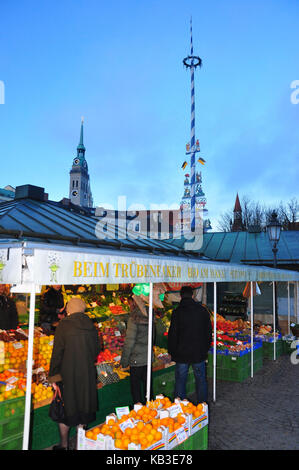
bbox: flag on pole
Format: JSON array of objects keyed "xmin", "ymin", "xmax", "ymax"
[
  {"xmin": 198, "ymin": 157, "xmax": 206, "ymax": 165},
  {"xmin": 182, "ymin": 161, "xmax": 188, "ymax": 170}
]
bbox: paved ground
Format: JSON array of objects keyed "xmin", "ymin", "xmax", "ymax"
[
  {"xmin": 59, "ymin": 354, "xmax": 299, "ymax": 451},
  {"xmin": 205, "ymin": 354, "xmax": 299, "ymax": 450}
]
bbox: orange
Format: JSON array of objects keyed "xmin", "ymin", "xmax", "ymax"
[
  {"xmin": 140, "ymin": 438, "xmax": 148, "ymax": 449},
  {"xmin": 197, "ymin": 404, "xmax": 203, "ymax": 412},
  {"xmin": 152, "ymin": 418, "xmax": 159, "ymax": 429},
  {"xmin": 121, "ymin": 437, "xmax": 130, "ymax": 450},
  {"xmin": 131, "ymin": 434, "xmax": 139, "ymax": 444},
  {"xmin": 86, "ymin": 430, "xmax": 96, "ymax": 440},
  {"xmin": 146, "ymin": 434, "xmax": 154, "ymax": 444},
  {"xmin": 124, "ymin": 427, "xmax": 133, "ymax": 437},
  {"xmin": 115, "ymin": 439, "xmax": 123, "ymax": 449},
  {"xmin": 144, "ymin": 423, "xmax": 153, "ymax": 433},
  {"xmin": 112, "ymin": 424, "xmax": 119, "ymax": 434},
  {"xmin": 153, "ymin": 431, "xmax": 162, "ymax": 442},
  {"xmin": 107, "ymin": 418, "xmax": 115, "ymax": 426},
  {"xmin": 177, "ymin": 414, "xmax": 186, "ymax": 425},
  {"xmin": 115, "ymin": 430, "xmax": 123, "ymax": 439},
  {"xmin": 136, "ymin": 421, "xmax": 144, "ymax": 431}
]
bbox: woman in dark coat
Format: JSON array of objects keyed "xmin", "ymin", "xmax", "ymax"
[{"xmin": 48, "ymin": 297, "xmax": 101, "ymax": 450}]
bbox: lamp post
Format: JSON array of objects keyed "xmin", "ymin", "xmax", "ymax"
[
  {"xmin": 267, "ymin": 211, "xmax": 282, "ymax": 333},
  {"xmin": 267, "ymin": 211, "xmax": 281, "ymax": 268}
]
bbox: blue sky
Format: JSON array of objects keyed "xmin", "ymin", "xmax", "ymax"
[{"xmin": 0, "ymin": 0, "xmax": 298, "ymax": 230}]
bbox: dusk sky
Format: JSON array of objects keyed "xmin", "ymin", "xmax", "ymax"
[{"xmin": 0, "ymin": 0, "xmax": 298, "ymax": 230}]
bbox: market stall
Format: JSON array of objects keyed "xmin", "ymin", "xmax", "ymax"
[{"xmin": 0, "ymin": 240, "xmax": 299, "ymax": 450}]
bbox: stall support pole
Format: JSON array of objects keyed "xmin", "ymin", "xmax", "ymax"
[
  {"xmin": 250, "ymin": 282, "xmax": 254, "ymax": 378},
  {"xmin": 22, "ymin": 284, "xmax": 36, "ymax": 450},
  {"xmin": 146, "ymin": 282, "xmax": 153, "ymax": 403},
  {"xmin": 213, "ymin": 282, "xmax": 217, "ymax": 403},
  {"xmin": 287, "ymin": 282, "xmax": 290, "ymax": 336},
  {"xmin": 273, "ymin": 282, "xmax": 276, "ymax": 361}
]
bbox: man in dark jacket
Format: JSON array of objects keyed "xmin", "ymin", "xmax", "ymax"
[
  {"xmin": 168, "ymin": 285, "xmax": 212, "ymax": 404},
  {"xmin": 48, "ymin": 297, "xmax": 101, "ymax": 450},
  {"xmin": 0, "ymin": 284, "xmax": 18, "ymax": 330},
  {"xmin": 39, "ymin": 285, "xmax": 65, "ymax": 334}
]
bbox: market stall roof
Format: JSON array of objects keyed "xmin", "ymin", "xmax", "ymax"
[
  {"xmin": 0, "ymin": 197, "xmax": 299, "ymax": 285},
  {"xmin": 0, "ymin": 196, "xmax": 198, "ymax": 256},
  {"xmin": 170, "ymin": 230, "xmax": 299, "ymax": 270}
]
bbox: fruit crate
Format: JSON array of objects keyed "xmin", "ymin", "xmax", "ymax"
[
  {"xmin": 0, "ymin": 396, "xmax": 25, "ymax": 421},
  {"xmin": 0, "ymin": 415, "xmax": 25, "ymax": 442},
  {"xmin": 0, "ymin": 432, "xmax": 23, "ymax": 450},
  {"xmin": 174, "ymin": 424, "xmax": 208, "ymax": 450},
  {"xmin": 153, "ymin": 372, "xmax": 175, "ymax": 398},
  {"xmin": 207, "ymin": 351, "xmax": 263, "ymax": 382},
  {"xmin": 262, "ymin": 339, "xmax": 283, "ymax": 359},
  {"xmin": 153, "ymin": 365, "xmax": 195, "ymax": 399}
]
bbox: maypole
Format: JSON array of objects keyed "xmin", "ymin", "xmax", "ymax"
[{"xmin": 183, "ymin": 18, "xmax": 202, "ymax": 232}]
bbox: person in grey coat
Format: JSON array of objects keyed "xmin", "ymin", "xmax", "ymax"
[{"xmin": 120, "ymin": 296, "xmax": 155, "ymax": 404}]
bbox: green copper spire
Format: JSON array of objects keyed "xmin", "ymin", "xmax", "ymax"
[{"xmin": 77, "ymin": 116, "xmax": 85, "ymax": 153}]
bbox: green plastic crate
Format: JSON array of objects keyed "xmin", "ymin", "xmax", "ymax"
[
  {"xmin": 153, "ymin": 372, "xmax": 175, "ymax": 398},
  {"xmin": 0, "ymin": 397, "xmax": 25, "ymax": 421},
  {"xmin": 262, "ymin": 340, "xmax": 283, "ymax": 359},
  {"xmin": 0, "ymin": 416, "xmax": 24, "ymax": 442},
  {"xmin": 174, "ymin": 425, "xmax": 208, "ymax": 450},
  {"xmin": 0, "ymin": 432, "xmax": 23, "ymax": 450},
  {"xmin": 207, "ymin": 349, "xmax": 263, "ymax": 382}
]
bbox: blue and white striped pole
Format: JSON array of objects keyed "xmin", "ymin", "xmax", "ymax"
[
  {"xmin": 183, "ymin": 19, "xmax": 202, "ymax": 233},
  {"xmin": 190, "ymin": 19, "xmax": 196, "ymax": 232}
]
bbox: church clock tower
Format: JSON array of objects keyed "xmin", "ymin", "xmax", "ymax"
[{"xmin": 69, "ymin": 118, "xmax": 93, "ymax": 208}]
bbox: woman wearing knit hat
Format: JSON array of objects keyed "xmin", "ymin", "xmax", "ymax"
[{"xmin": 48, "ymin": 297, "xmax": 101, "ymax": 450}]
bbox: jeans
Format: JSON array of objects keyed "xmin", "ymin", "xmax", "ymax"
[{"xmin": 174, "ymin": 361, "xmax": 208, "ymax": 404}]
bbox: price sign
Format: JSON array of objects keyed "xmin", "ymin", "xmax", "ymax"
[
  {"xmin": 168, "ymin": 403, "xmax": 183, "ymax": 418},
  {"xmin": 175, "ymin": 426, "xmax": 188, "ymax": 444},
  {"xmin": 119, "ymin": 418, "xmax": 134, "ymax": 433},
  {"xmin": 115, "ymin": 406, "xmax": 130, "ymax": 420}
]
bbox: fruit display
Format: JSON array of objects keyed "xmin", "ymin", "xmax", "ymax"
[
  {"xmin": 210, "ymin": 312, "xmax": 250, "ymax": 333},
  {"xmin": 153, "ymin": 346, "xmax": 173, "ymax": 368},
  {"xmin": 96, "ymin": 349, "xmax": 119, "ymax": 364},
  {"xmin": 81, "ymin": 395, "xmax": 208, "ymax": 450},
  {"xmin": 96, "ymin": 319, "xmax": 126, "ymax": 353}
]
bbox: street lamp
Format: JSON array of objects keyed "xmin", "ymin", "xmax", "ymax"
[
  {"xmin": 267, "ymin": 211, "xmax": 282, "ymax": 333},
  {"xmin": 267, "ymin": 211, "xmax": 282, "ymax": 268}
]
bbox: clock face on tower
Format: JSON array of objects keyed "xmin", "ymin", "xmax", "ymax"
[
  {"xmin": 73, "ymin": 158, "xmax": 80, "ymax": 165},
  {"xmin": 72, "ymin": 190, "xmax": 78, "ymax": 197}
]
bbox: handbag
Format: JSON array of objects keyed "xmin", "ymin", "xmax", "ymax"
[{"xmin": 49, "ymin": 384, "xmax": 65, "ymax": 422}]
